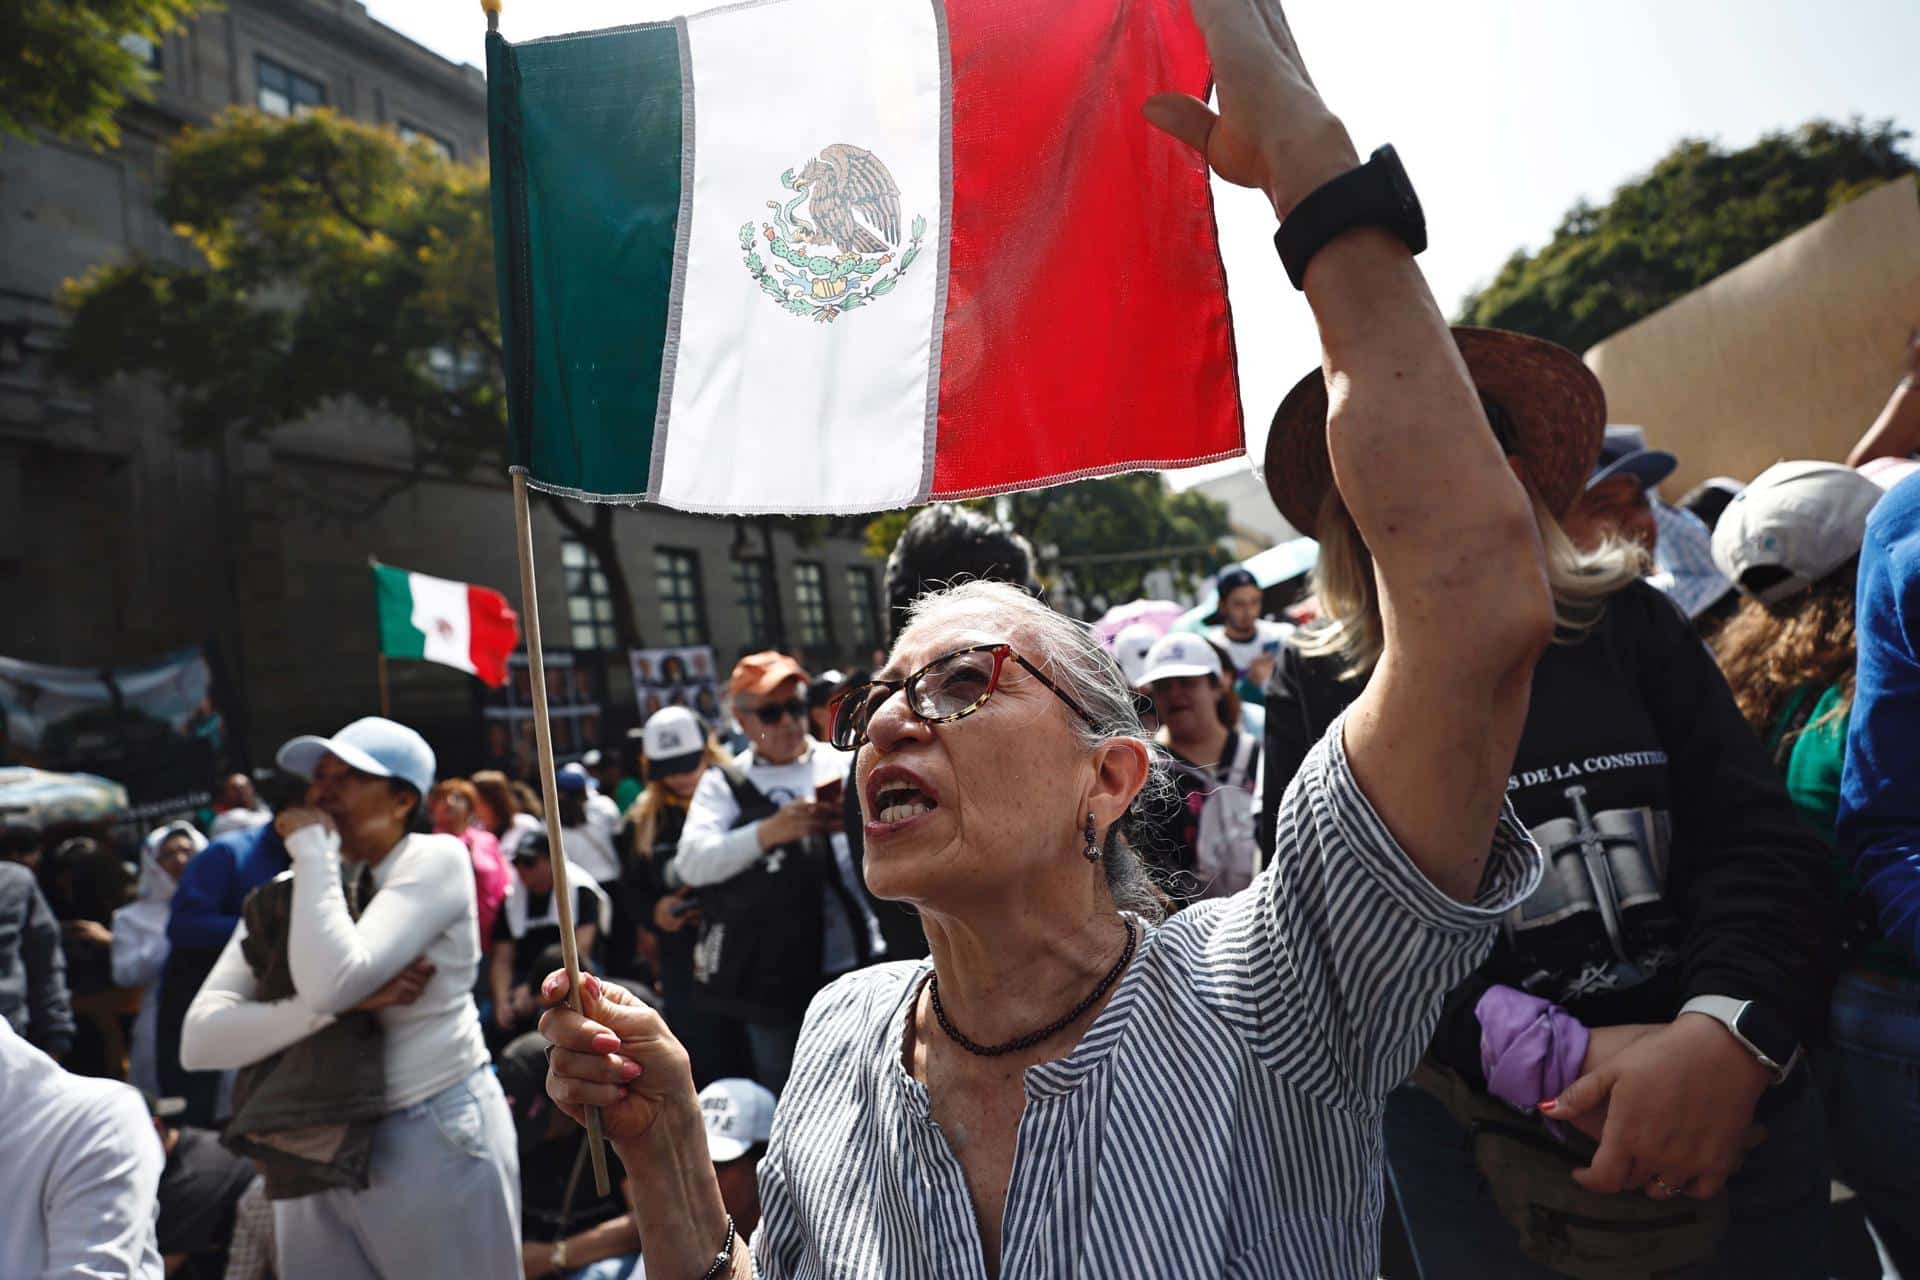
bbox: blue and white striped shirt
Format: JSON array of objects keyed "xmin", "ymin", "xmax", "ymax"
[{"xmin": 751, "ymin": 712, "xmax": 1542, "ymax": 1278}]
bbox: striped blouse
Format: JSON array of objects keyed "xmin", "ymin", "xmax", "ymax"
[{"xmin": 750, "ymin": 712, "xmax": 1543, "ymax": 1279}]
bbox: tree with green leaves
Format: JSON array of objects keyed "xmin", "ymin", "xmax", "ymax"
[
  {"xmin": 863, "ymin": 474, "xmax": 1233, "ymax": 618},
  {"xmin": 1458, "ymin": 119, "xmax": 1917, "ymax": 352},
  {"xmin": 4, "ymin": 0, "xmax": 216, "ymax": 150},
  {"xmin": 56, "ymin": 107, "xmax": 646, "ymax": 646}
]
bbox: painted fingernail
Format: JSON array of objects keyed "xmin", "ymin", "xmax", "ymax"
[
  {"xmin": 619, "ymin": 1058, "xmax": 641, "ymax": 1080},
  {"xmin": 583, "ymin": 974, "xmax": 601, "ymax": 1000},
  {"xmin": 592, "ymin": 1032, "xmax": 621, "ymax": 1054},
  {"xmin": 1539, "ymin": 1099, "xmax": 1557, "ymax": 1112},
  {"xmin": 542, "ymin": 973, "xmax": 561, "ymax": 996}
]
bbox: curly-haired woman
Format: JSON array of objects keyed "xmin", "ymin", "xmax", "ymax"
[{"xmin": 1710, "ymin": 460, "xmax": 1920, "ymax": 1274}]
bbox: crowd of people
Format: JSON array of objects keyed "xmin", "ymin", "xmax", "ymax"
[{"xmin": 8, "ymin": 1, "xmax": 1920, "ymax": 1275}]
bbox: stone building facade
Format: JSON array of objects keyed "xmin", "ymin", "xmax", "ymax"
[{"xmin": 0, "ymin": 0, "xmax": 885, "ymax": 779}]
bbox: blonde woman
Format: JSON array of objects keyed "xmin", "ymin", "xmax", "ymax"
[
  {"xmin": 617, "ymin": 707, "xmax": 746, "ymax": 1085},
  {"xmin": 1257, "ymin": 330, "xmax": 1835, "ymax": 1278}
]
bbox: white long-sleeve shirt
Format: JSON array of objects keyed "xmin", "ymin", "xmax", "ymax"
[
  {"xmin": 0, "ymin": 1019, "xmax": 163, "ymax": 1280},
  {"xmin": 182, "ymin": 828, "xmax": 489, "ymax": 1111},
  {"xmin": 562, "ymin": 792, "xmax": 624, "ymax": 884},
  {"xmin": 676, "ymin": 743, "xmax": 884, "ymax": 975}
]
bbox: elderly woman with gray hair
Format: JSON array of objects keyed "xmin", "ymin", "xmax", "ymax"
[{"xmin": 537, "ymin": 0, "xmax": 1555, "ymax": 1275}]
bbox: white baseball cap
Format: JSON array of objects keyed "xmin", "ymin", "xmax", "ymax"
[
  {"xmin": 1138, "ymin": 632, "xmax": 1224, "ymax": 687},
  {"xmin": 643, "ymin": 706, "xmax": 707, "ymax": 780},
  {"xmin": 1110, "ymin": 623, "xmax": 1161, "ymax": 688},
  {"xmin": 276, "ymin": 717, "xmax": 436, "ymax": 797},
  {"xmin": 699, "ymin": 1077, "xmax": 776, "ymax": 1163},
  {"xmin": 1710, "ymin": 460, "xmax": 1884, "ymax": 605}
]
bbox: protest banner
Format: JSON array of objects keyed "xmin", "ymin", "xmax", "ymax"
[
  {"xmin": 477, "ymin": 649, "xmax": 603, "ymax": 774},
  {"xmin": 629, "ymin": 645, "xmax": 722, "ymax": 725},
  {"xmin": 0, "ymin": 646, "xmax": 227, "ymax": 822}
]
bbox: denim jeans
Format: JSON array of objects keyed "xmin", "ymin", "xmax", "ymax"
[
  {"xmin": 1384, "ymin": 1071, "xmax": 1831, "ymax": 1279},
  {"xmin": 274, "ymin": 1066, "xmax": 522, "ymax": 1279},
  {"xmin": 1816, "ymin": 969, "xmax": 1920, "ymax": 1279}
]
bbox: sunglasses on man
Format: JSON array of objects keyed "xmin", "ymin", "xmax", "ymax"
[{"xmin": 744, "ymin": 698, "xmax": 808, "ymax": 726}]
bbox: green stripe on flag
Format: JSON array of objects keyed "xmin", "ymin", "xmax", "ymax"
[
  {"xmin": 372, "ymin": 563, "xmax": 427, "ymax": 660},
  {"xmin": 487, "ymin": 26, "xmax": 684, "ymax": 498}
]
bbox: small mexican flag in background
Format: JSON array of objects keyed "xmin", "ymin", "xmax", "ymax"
[
  {"xmin": 484, "ymin": 0, "xmax": 1242, "ymax": 516},
  {"xmin": 372, "ymin": 562, "xmax": 520, "ymax": 687}
]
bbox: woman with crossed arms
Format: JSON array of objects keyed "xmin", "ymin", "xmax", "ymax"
[{"xmin": 541, "ymin": 2, "xmax": 1557, "ymax": 1275}]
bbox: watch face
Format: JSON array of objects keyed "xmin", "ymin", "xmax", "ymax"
[{"xmin": 1734, "ymin": 1002, "xmax": 1797, "ymax": 1066}]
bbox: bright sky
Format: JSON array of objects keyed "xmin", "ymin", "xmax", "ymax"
[{"xmin": 372, "ymin": 0, "xmax": 1920, "ymax": 484}]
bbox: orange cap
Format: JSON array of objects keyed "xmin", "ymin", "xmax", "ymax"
[{"xmin": 728, "ymin": 651, "xmax": 810, "ymax": 699}]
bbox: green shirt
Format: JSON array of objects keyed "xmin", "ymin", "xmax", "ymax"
[
  {"xmin": 612, "ymin": 777, "xmax": 643, "ymax": 813},
  {"xmin": 1770, "ymin": 682, "xmax": 1919, "ymax": 980}
]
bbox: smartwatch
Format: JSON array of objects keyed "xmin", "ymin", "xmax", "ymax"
[
  {"xmin": 1679, "ymin": 995, "xmax": 1802, "ymax": 1084},
  {"xmin": 1272, "ymin": 144, "xmax": 1428, "ymax": 290}
]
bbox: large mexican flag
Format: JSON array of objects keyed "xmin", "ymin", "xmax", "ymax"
[{"xmin": 486, "ymin": 0, "xmax": 1241, "ymax": 515}]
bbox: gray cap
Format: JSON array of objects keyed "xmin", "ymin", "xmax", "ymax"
[{"xmin": 276, "ymin": 716, "xmax": 436, "ymax": 797}]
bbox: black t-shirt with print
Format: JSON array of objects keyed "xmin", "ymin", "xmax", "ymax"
[
  {"xmin": 1260, "ymin": 581, "xmax": 1834, "ymax": 1086},
  {"xmin": 493, "ymin": 885, "xmax": 603, "ymax": 986}
]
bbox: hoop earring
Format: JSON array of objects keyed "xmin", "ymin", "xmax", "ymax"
[{"xmin": 1083, "ymin": 812, "xmax": 1101, "ymax": 863}]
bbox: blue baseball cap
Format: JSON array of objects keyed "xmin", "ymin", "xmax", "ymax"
[
  {"xmin": 556, "ymin": 762, "xmax": 593, "ymax": 793},
  {"xmin": 276, "ymin": 716, "xmax": 436, "ymax": 797},
  {"xmin": 1588, "ymin": 425, "xmax": 1676, "ymax": 493}
]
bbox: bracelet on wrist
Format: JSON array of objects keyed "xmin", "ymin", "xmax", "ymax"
[{"xmin": 697, "ymin": 1214, "xmax": 737, "ymax": 1280}]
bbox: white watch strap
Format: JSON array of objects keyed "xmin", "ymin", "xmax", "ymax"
[{"xmin": 1679, "ymin": 995, "xmax": 1795, "ymax": 1083}]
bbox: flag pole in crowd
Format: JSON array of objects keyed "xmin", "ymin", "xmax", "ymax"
[
  {"xmin": 485, "ymin": 0, "xmax": 606, "ymax": 1191},
  {"xmin": 508, "ymin": 465, "xmax": 612, "ymax": 1196}
]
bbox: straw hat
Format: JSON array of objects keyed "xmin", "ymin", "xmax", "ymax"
[{"xmin": 1264, "ymin": 327, "xmax": 1606, "ymax": 537}]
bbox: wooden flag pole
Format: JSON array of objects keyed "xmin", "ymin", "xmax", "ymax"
[
  {"xmin": 510, "ymin": 467, "xmax": 612, "ymax": 1196},
  {"xmin": 371, "ymin": 556, "xmax": 393, "ymax": 718}
]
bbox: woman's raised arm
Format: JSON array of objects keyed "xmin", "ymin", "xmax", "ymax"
[{"xmin": 1148, "ymin": 0, "xmax": 1550, "ymax": 902}]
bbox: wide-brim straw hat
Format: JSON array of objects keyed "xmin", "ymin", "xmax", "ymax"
[{"xmin": 1264, "ymin": 327, "xmax": 1606, "ymax": 537}]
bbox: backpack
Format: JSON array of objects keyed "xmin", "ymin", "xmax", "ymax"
[{"xmin": 1182, "ymin": 733, "xmax": 1262, "ymax": 900}]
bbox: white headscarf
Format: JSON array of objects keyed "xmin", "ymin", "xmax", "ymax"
[{"xmin": 111, "ymin": 822, "xmax": 207, "ymax": 989}]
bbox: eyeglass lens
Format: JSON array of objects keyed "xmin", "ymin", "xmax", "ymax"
[{"xmin": 833, "ymin": 648, "xmax": 1000, "ymax": 747}]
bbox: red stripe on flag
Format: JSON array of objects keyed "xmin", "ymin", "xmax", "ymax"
[
  {"xmin": 932, "ymin": 0, "xmax": 1240, "ymax": 496},
  {"xmin": 466, "ymin": 585, "xmax": 520, "ymax": 688}
]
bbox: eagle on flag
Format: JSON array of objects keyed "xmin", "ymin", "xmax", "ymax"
[{"xmin": 794, "ymin": 143, "xmax": 902, "ymax": 254}]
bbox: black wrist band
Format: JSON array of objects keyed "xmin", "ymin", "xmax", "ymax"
[{"xmin": 1272, "ymin": 144, "xmax": 1427, "ymax": 290}]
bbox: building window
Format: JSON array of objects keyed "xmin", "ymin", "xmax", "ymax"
[
  {"xmin": 733, "ymin": 559, "xmax": 770, "ymax": 647},
  {"xmin": 398, "ymin": 122, "xmax": 455, "ymax": 162},
  {"xmin": 563, "ymin": 538, "xmax": 618, "ymax": 651},
  {"xmin": 654, "ymin": 548, "xmax": 707, "ymax": 647},
  {"xmin": 120, "ymin": 33, "xmax": 163, "ymax": 71},
  {"xmin": 845, "ymin": 565, "xmax": 879, "ymax": 652},
  {"xmin": 794, "ymin": 561, "xmax": 830, "ymax": 649},
  {"xmin": 257, "ymin": 57, "xmax": 326, "ymax": 117}
]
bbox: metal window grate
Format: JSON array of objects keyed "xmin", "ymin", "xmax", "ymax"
[
  {"xmin": 654, "ymin": 548, "xmax": 707, "ymax": 647},
  {"xmin": 562, "ymin": 538, "xmax": 617, "ymax": 651},
  {"xmin": 794, "ymin": 561, "xmax": 830, "ymax": 649}
]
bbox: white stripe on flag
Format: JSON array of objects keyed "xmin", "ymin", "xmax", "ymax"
[
  {"xmin": 408, "ymin": 572, "xmax": 475, "ymax": 676},
  {"xmin": 658, "ymin": 0, "xmax": 945, "ymax": 514}
]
